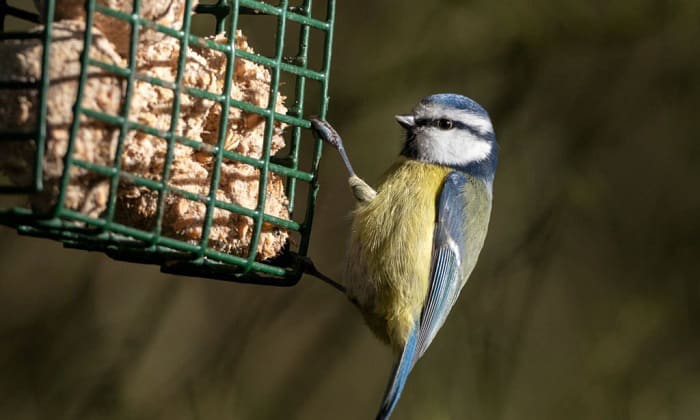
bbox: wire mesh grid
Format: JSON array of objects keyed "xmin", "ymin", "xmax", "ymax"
[{"xmin": 0, "ymin": 0, "xmax": 335, "ymax": 286}]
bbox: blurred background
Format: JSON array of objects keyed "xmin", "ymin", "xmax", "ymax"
[{"xmin": 2, "ymin": 0, "xmax": 700, "ymax": 419}]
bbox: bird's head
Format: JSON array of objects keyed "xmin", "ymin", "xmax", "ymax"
[{"xmin": 396, "ymin": 93, "xmax": 497, "ymax": 179}]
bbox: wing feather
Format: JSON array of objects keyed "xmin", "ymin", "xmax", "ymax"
[
  {"xmin": 414, "ymin": 171, "xmax": 468, "ymax": 362},
  {"xmin": 376, "ymin": 171, "xmax": 472, "ymax": 420}
]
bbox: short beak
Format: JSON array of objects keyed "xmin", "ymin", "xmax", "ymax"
[{"xmin": 395, "ymin": 114, "xmax": 415, "ymax": 130}]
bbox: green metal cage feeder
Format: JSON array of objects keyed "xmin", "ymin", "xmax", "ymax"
[{"xmin": 0, "ymin": 0, "xmax": 336, "ymax": 286}]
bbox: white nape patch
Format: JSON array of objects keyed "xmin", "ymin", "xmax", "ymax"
[
  {"xmin": 415, "ymin": 129, "xmax": 493, "ymax": 166},
  {"xmin": 415, "ymin": 103, "xmax": 494, "ymax": 135}
]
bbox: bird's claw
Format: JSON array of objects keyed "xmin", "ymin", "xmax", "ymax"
[{"xmin": 310, "ymin": 117, "xmax": 343, "ymax": 150}]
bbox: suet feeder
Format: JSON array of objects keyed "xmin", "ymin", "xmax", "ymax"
[{"xmin": 0, "ymin": 0, "xmax": 336, "ymax": 286}]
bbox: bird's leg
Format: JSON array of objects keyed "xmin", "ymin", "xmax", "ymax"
[
  {"xmin": 311, "ymin": 117, "xmax": 377, "ymax": 203},
  {"xmin": 298, "ymin": 255, "xmax": 347, "ymax": 294},
  {"xmin": 310, "ymin": 118, "xmax": 356, "ymax": 176}
]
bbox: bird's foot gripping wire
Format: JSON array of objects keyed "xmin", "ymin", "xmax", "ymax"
[
  {"xmin": 310, "ymin": 116, "xmax": 356, "ymax": 178},
  {"xmin": 299, "ymin": 255, "xmax": 346, "ymax": 294},
  {"xmin": 310, "ymin": 117, "xmax": 377, "ymax": 203}
]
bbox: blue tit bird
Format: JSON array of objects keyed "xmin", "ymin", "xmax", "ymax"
[{"xmin": 311, "ymin": 93, "xmax": 497, "ymax": 420}]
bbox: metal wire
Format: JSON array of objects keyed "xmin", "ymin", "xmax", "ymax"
[{"xmin": 0, "ymin": 0, "xmax": 335, "ymax": 285}]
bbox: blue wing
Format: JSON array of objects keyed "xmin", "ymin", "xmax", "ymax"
[
  {"xmin": 376, "ymin": 171, "xmax": 468, "ymax": 420},
  {"xmin": 415, "ymin": 171, "xmax": 468, "ymax": 361}
]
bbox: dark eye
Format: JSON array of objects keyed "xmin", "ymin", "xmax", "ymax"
[{"xmin": 435, "ymin": 119, "xmax": 454, "ymax": 130}]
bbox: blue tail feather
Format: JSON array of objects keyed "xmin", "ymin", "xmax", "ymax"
[{"xmin": 376, "ymin": 327, "xmax": 419, "ymax": 420}]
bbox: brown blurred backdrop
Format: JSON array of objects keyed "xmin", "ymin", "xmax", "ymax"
[{"xmin": 1, "ymin": 1, "xmax": 700, "ymax": 419}]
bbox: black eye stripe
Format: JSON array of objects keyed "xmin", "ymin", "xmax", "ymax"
[
  {"xmin": 413, "ymin": 118, "xmax": 486, "ymax": 137},
  {"xmin": 414, "ymin": 118, "xmax": 469, "ymax": 130}
]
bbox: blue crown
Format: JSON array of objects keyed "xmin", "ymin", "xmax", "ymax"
[{"xmin": 420, "ymin": 93, "xmax": 489, "ymax": 117}]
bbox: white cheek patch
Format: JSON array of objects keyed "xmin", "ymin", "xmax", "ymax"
[{"xmin": 416, "ymin": 129, "xmax": 492, "ymax": 166}]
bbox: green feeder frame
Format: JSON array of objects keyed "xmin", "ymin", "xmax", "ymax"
[{"xmin": 0, "ymin": 0, "xmax": 335, "ymax": 286}]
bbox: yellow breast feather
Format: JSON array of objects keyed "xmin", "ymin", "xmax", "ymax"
[{"xmin": 346, "ymin": 159, "xmax": 451, "ymax": 352}]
